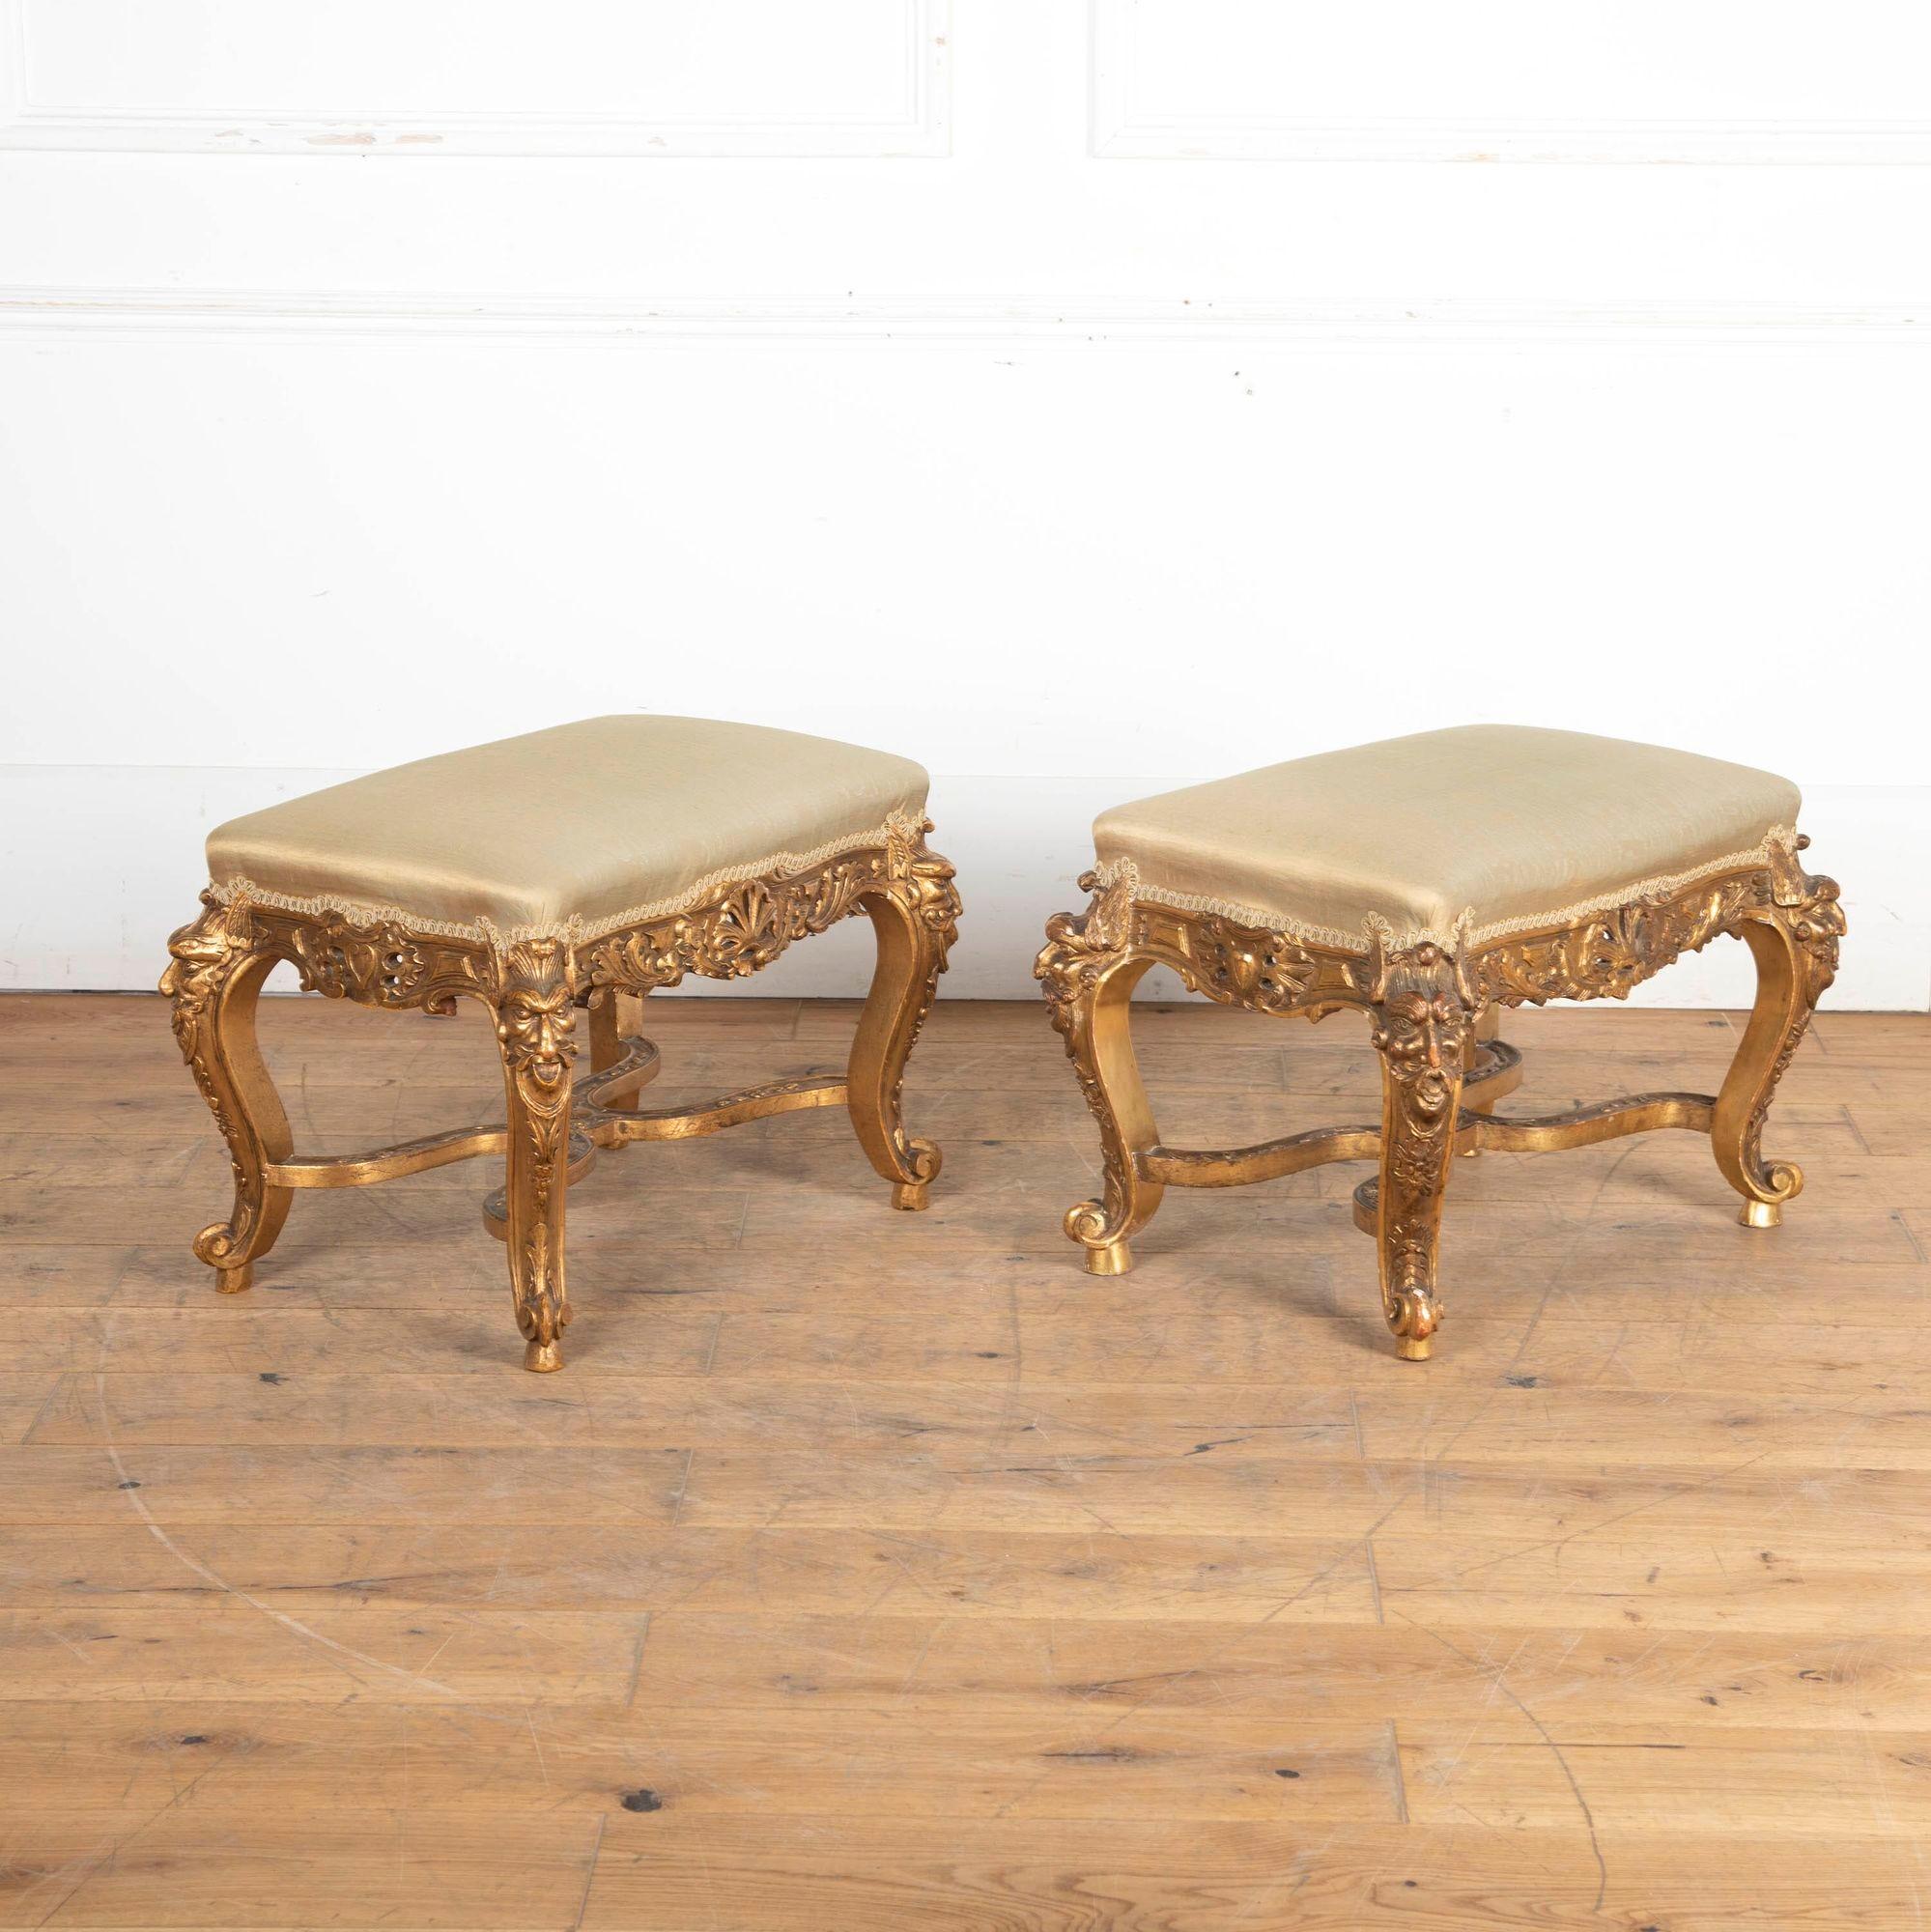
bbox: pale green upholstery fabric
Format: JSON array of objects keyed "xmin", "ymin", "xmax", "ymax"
[
  {"xmin": 1093, "ymin": 725, "xmax": 1801, "ymax": 953},
  {"xmin": 207, "ymin": 716, "xmax": 929, "ymax": 939}
]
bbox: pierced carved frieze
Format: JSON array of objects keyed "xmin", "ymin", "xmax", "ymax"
[
  {"xmin": 583, "ymin": 865, "xmax": 877, "ymax": 991},
  {"xmin": 1047, "ymin": 855, "xmax": 1842, "ymax": 1031},
  {"xmin": 174, "ymin": 895, "xmax": 495, "ymax": 1017},
  {"xmin": 1139, "ymin": 907, "xmax": 1322, "ymax": 1015},
  {"xmin": 1468, "ymin": 875, "xmax": 1768, "ymax": 1009},
  {"xmin": 1040, "ymin": 872, "xmax": 1352, "ymax": 1023},
  {"xmin": 581, "ymin": 820, "xmax": 956, "ymax": 996},
  {"xmin": 273, "ymin": 909, "xmax": 494, "ymax": 1013},
  {"xmin": 186, "ymin": 823, "xmax": 962, "ymax": 1014}
]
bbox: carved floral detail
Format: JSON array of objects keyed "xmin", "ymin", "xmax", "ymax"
[
  {"xmin": 581, "ymin": 823, "xmax": 955, "ymax": 996},
  {"xmin": 281, "ymin": 911, "xmax": 490, "ymax": 1011},
  {"xmin": 1167, "ymin": 915, "xmax": 1319, "ymax": 1015},
  {"xmin": 1036, "ymin": 872, "xmax": 1133, "ymax": 1025},
  {"xmin": 1468, "ymin": 876, "xmax": 1768, "ymax": 1009},
  {"xmin": 1056, "ymin": 856, "xmax": 1837, "ymax": 1026}
]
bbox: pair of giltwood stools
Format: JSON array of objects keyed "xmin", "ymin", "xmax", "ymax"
[{"xmin": 165, "ymin": 718, "xmax": 1843, "ymax": 1370}]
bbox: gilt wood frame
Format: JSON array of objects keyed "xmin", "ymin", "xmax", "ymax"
[
  {"xmin": 1036, "ymin": 837, "xmax": 1843, "ymax": 1359},
  {"xmin": 164, "ymin": 818, "xmax": 962, "ymax": 1371}
]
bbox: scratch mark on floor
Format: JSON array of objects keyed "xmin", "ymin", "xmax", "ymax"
[
  {"xmin": 570, "ymin": 1814, "xmax": 607, "ymax": 1932},
  {"xmin": 1394, "ymin": 1609, "xmax": 1608, "ymax": 1909},
  {"xmin": 667, "ymin": 1447, "xmax": 696, "ymax": 1528},
  {"xmin": 95, "ymin": 1363, "xmax": 464, "ymax": 1699}
]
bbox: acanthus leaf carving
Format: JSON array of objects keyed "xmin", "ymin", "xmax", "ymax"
[
  {"xmin": 576, "ymin": 822, "xmax": 961, "ymax": 997},
  {"xmin": 584, "ymin": 853, "xmax": 885, "ymax": 993},
  {"xmin": 1469, "ymin": 875, "xmax": 1769, "ymax": 1009}
]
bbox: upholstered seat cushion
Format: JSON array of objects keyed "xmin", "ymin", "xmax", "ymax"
[
  {"xmin": 1093, "ymin": 725, "xmax": 1801, "ymax": 953},
  {"xmin": 208, "ymin": 716, "xmax": 929, "ymax": 939}
]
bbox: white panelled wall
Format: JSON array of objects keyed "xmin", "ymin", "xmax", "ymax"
[{"xmin": 1, "ymin": 0, "xmax": 1925, "ymax": 1007}]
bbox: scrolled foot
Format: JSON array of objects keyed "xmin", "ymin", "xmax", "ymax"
[
  {"xmin": 1387, "ymin": 1288, "xmax": 1440, "ymax": 1361},
  {"xmin": 1730, "ymin": 1157, "xmax": 1802, "ymax": 1230},
  {"xmin": 193, "ymin": 1208, "xmax": 277, "ymax": 1290},
  {"xmin": 1066, "ymin": 1199, "xmax": 1136, "ymax": 1275},
  {"xmin": 516, "ymin": 1290, "xmax": 572, "ymax": 1373},
  {"xmin": 1734, "ymin": 1156, "xmax": 1803, "ymax": 1231},
  {"xmin": 195, "ymin": 1217, "xmax": 260, "ymax": 1276},
  {"xmin": 887, "ymin": 1140, "xmax": 942, "ymax": 1212}
]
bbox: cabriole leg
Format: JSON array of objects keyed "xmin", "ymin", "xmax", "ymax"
[
  {"xmin": 162, "ymin": 895, "xmax": 294, "ymax": 1293},
  {"xmin": 1713, "ymin": 875, "xmax": 1842, "ymax": 1227},
  {"xmin": 495, "ymin": 939, "xmax": 578, "ymax": 1372},
  {"xmin": 847, "ymin": 834, "xmax": 961, "ymax": 1211},
  {"xmin": 1369, "ymin": 957, "xmax": 1474, "ymax": 1360},
  {"xmin": 1038, "ymin": 927, "xmax": 1165, "ymax": 1277}
]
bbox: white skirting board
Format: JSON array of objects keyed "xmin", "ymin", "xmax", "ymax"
[{"xmin": 3, "ymin": 764, "xmax": 1924, "ymax": 1009}]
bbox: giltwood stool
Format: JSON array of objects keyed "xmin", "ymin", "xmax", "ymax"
[
  {"xmin": 1036, "ymin": 725, "xmax": 1843, "ymax": 1360},
  {"xmin": 164, "ymin": 716, "xmax": 961, "ymax": 1371}
]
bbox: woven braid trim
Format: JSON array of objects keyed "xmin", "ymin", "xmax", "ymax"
[
  {"xmin": 1092, "ymin": 825, "xmax": 1799, "ymax": 959},
  {"xmin": 210, "ymin": 810, "xmax": 925, "ymax": 949}
]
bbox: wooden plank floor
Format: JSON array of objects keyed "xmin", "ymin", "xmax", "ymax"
[{"xmin": 2, "ymin": 989, "xmax": 1928, "ymax": 1929}]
